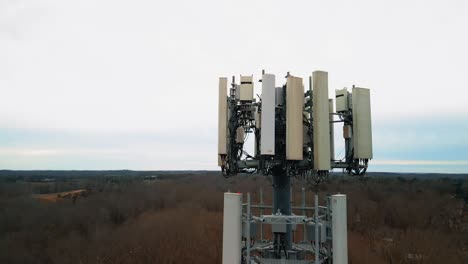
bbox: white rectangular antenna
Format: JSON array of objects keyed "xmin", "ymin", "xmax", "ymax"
[
  {"xmin": 222, "ymin": 193, "xmax": 242, "ymax": 264},
  {"xmin": 239, "ymin": 75, "xmax": 254, "ymax": 101},
  {"xmin": 331, "ymin": 194, "xmax": 348, "ymax": 264},
  {"xmin": 286, "ymin": 76, "xmax": 304, "ymax": 160},
  {"xmin": 329, "ymin": 99, "xmax": 335, "ymax": 161},
  {"xmin": 218, "ymin": 77, "xmax": 228, "ymax": 165},
  {"xmin": 352, "ymin": 87, "xmax": 373, "ymax": 159},
  {"xmin": 335, "ymin": 88, "xmax": 349, "ymax": 112},
  {"xmin": 312, "ymin": 71, "xmax": 331, "ymax": 170},
  {"xmin": 260, "ymin": 74, "xmax": 275, "ymax": 155}
]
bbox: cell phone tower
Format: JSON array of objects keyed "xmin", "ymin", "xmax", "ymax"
[{"xmin": 218, "ymin": 71, "xmax": 373, "ymax": 264}]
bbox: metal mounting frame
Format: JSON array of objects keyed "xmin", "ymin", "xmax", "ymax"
[{"xmin": 241, "ymin": 190, "xmax": 333, "ymax": 264}]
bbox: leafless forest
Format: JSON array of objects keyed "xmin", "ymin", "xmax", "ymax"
[{"xmin": 0, "ymin": 171, "xmax": 467, "ymax": 264}]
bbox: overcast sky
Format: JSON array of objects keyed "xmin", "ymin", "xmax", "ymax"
[{"xmin": 1, "ymin": 0, "xmax": 467, "ymax": 172}]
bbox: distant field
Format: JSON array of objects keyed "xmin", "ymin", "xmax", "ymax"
[{"xmin": 32, "ymin": 189, "xmax": 88, "ymax": 203}]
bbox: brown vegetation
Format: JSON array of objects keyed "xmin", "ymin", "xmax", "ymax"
[{"xmin": 0, "ymin": 172, "xmax": 467, "ymax": 264}]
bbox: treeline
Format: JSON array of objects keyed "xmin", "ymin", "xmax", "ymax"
[
  {"xmin": 0, "ymin": 173, "xmax": 466, "ymax": 263},
  {"xmin": 0, "ymin": 170, "xmax": 219, "ymax": 183}
]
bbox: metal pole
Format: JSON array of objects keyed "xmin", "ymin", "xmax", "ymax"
[
  {"xmin": 247, "ymin": 192, "xmax": 251, "ymax": 264},
  {"xmin": 290, "ymin": 185, "xmax": 293, "ymax": 205},
  {"xmin": 315, "ymin": 194, "xmax": 319, "ymax": 264},
  {"xmin": 302, "ymin": 188, "xmax": 306, "ymax": 241},
  {"xmin": 260, "ymin": 188, "xmax": 264, "ymax": 241},
  {"xmin": 290, "ymin": 184, "xmax": 294, "ymax": 244},
  {"xmin": 327, "ymin": 195, "xmax": 331, "ymax": 261},
  {"xmin": 272, "ymin": 169, "xmax": 292, "ymax": 251}
]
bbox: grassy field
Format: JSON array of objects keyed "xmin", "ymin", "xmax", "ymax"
[
  {"xmin": 33, "ymin": 190, "xmax": 88, "ymax": 203},
  {"xmin": 0, "ymin": 171, "xmax": 467, "ymax": 263}
]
